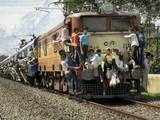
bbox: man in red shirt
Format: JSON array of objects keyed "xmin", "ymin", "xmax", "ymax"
[{"xmin": 71, "ymin": 28, "xmax": 80, "ymax": 48}]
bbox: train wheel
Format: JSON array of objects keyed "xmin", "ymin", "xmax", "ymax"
[{"xmin": 45, "ymin": 77, "xmax": 54, "ymax": 89}]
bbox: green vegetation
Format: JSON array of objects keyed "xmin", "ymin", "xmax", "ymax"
[
  {"xmin": 142, "ymin": 93, "xmax": 160, "ymax": 100},
  {"xmin": 150, "ymin": 58, "xmax": 160, "ymax": 74},
  {"xmin": 108, "ymin": 0, "xmax": 160, "ymax": 20},
  {"xmin": 145, "ymin": 36, "xmax": 160, "ymax": 73},
  {"xmin": 63, "ymin": 0, "xmax": 160, "ymax": 21},
  {"xmin": 64, "ymin": 0, "xmax": 93, "ymax": 12}
]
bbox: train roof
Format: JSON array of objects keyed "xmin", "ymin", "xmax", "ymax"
[
  {"xmin": 68, "ymin": 11, "xmax": 139, "ymax": 18},
  {"xmin": 39, "ymin": 22, "xmax": 64, "ymax": 40}
]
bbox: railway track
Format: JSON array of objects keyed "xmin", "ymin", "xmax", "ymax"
[
  {"xmin": 45, "ymin": 92, "xmax": 147, "ymax": 119},
  {"xmin": 0, "ymin": 77, "xmax": 159, "ymax": 120},
  {"xmin": 100, "ymin": 98, "xmax": 160, "ymax": 120},
  {"xmin": 126, "ymin": 98, "xmax": 160, "ymax": 109},
  {"xmin": 86, "ymin": 101, "xmax": 146, "ymax": 120},
  {"xmin": 35, "ymin": 88, "xmax": 147, "ymax": 119}
]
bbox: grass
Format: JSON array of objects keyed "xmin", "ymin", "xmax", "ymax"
[{"xmin": 141, "ymin": 92, "xmax": 160, "ymax": 100}]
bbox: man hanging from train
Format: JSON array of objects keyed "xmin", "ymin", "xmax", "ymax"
[
  {"xmin": 136, "ymin": 26, "xmax": 146, "ymax": 67},
  {"xmin": 124, "ymin": 26, "xmax": 139, "ymax": 65},
  {"xmin": 142, "ymin": 52, "xmax": 152, "ymax": 92},
  {"xmin": 27, "ymin": 59, "xmax": 38, "ymax": 86},
  {"xmin": 61, "ymin": 23, "xmax": 71, "ymax": 53},
  {"xmin": 90, "ymin": 49, "xmax": 103, "ymax": 81},
  {"xmin": 124, "ymin": 27, "xmax": 142, "ymax": 94},
  {"xmin": 71, "ymin": 28, "xmax": 82, "ymax": 64},
  {"xmin": 19, "ymin": 39, "xmax": 27, "ymax": 49},
  {"xmin": 19, "ymin": 39, "xmax": 28, "ymax": 59},
  {"xmin": 59, "ymin": 50, "xmax": 81, "ymax": 97},
  {"xmin": 27, "ymin": 47, "xmax": 35, "ymax": 62},
  {"xmin": 71, "ymin": 28, "xmax": 80, "ymax": 51},
  {"xmin": 80, "ymin": 27, "xmax": 90, "ymax": 63}
]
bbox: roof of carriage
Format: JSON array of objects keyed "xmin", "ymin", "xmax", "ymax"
[{"xmin": 68, "ymin": 11, "xmax": 139, "ymax": 17}]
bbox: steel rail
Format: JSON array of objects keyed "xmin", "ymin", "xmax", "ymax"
[
  {"xmin": 86, "ymin": 100, "xmax": 146, "ymax": 120},
  {"xmin": 125, "ymin": 98, "xmax": 160, "ymax": 109}
]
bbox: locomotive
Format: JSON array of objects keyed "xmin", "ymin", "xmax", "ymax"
[{"xmin": 0, "ymin": 11, "xmax": 145, "ymax": 98}]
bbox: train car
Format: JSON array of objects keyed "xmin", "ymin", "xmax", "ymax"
[
  {"xmin": 0, "ymin": 39, "xmax": 36, "ymax": 82},
  {"xmin": 37, "ymin": 11, "xmax": 142, "ymax": 98}
]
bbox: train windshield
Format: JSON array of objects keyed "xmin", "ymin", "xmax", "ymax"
[
  {"xmin": 82, "ymin": 17, "xmax": 107, "ymax": 32},
  {"xmin": 111, "ymin": 17, "xmax": 130, "ymax": 32},
  {"xmin": 82, "ymin": 16, "xmax": 130, "ymax": 32}
]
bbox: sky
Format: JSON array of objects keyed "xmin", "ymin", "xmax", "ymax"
[
  {"xmin": 0, "ymin": 0, "xmax": 64, "ymax": 55},
  {"xmin": 0, "ymin": 0, "xmax": 43, "ymax": 32}
]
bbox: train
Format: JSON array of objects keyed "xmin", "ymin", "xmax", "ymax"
[{"xmin": 0, "ymin": 11, "xmax": 145, "ymax": 99}]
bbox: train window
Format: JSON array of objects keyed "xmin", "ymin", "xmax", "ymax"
[
  {"xmin": 82, "ymin": 16, "xmax": 107, "ymax": 32},
  {"xmin": 52, "ymin": 34, "xmax": 57, "ymax": 40},
  {"xmin": 52, "ymin": 32, "xmax": 60, "ymax": 42},
  {"xmin": 111, "ymin": 17, "xmax": 130, "ymax": 31}
]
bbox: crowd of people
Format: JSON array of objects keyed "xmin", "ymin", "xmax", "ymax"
[{"xmin": 59, "ymin": 25, "xmax": 151, "ymax": 96}]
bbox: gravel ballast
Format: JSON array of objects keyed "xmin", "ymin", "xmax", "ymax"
[{"xmin": 0, "ymin": 77, "xmax": 138, "ymax": 120}]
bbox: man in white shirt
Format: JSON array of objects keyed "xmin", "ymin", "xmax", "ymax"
[
  {"xmin": 61, "ymin": 24, "xmax": 71, "ymax": 52},
  {"xmin": 142, "ymin": 52, "xmax": 151, "ymax": 92},
  {"xmin": 90, "ymin": 49, "xmax": 103, "ymax": 78},
  {"xmin": 124, "ymin": 28, "xmax": 139, "ymax": 65}
]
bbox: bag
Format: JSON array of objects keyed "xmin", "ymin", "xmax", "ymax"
[
  {"xmin": 110, "ymin": 72, "xmax": 120, "ymax": 87},
  {"xmin": 131, "ymin": 67, "xmax": 142, "ymax": 79}
]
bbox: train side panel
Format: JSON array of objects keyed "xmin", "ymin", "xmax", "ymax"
[{"xmin": 38, "ymin": 26, "xmax": 64, "ymax": 72}]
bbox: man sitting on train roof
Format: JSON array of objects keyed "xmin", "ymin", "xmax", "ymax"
[
  {"xmin": 19, "ymin": 39, "xmax": 27, "ymax": 49},
  {"xmin": 27, "ymin": 47, "xmax": 35, "ymax": 62}
]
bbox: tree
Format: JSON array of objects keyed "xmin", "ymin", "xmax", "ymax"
[
  {"xmin": 62, "ymin": 0, "xmax": 160, "ymax": 22},
  {"xmin": 107, "ymin": 0, "xmax": 160, "ymax": 21},
  {"xmin": 63, "ymin": 0, "xmax": 96, "ymax": 13}
]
